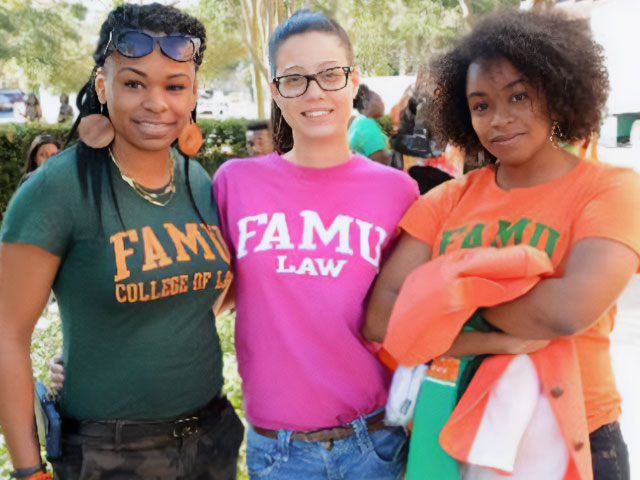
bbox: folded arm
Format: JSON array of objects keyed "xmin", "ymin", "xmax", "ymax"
[{"xmin": 483, "ymin": 238, "xmax": 639, "ymax": 339}]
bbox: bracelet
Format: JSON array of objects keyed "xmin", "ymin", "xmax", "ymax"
[{"xmin": 10, "ymin": 463, "xmax": 46, "ymax": 479}]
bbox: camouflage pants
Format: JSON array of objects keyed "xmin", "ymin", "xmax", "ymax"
[{"xmin": 51, "ymin": 397, "xmax": 244, "ymax": 480}]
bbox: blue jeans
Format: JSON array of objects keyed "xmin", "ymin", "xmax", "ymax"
[
  {"xmin": 246, "ymin": 417, "xmax": 408, "ymax": 479},
  {"xmin": 590, "ymin": 421, "xmax": 630, "ymax": 480}
]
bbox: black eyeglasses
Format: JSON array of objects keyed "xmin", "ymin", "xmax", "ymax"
[
  {"xmin": 104, "ymin": 30, "xmax": 201, "ymax": 63},
  {"xmin": 273, "ymin": 67, "xmax": 352, "ymax": 98}
]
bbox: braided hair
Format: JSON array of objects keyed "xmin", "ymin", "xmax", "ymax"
[{"xmin": 67, "ymin": 3, "xmax": 207, "ymax": 231}]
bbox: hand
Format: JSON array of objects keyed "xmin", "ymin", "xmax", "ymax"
[
  {"xmin": 496, "ymin": 334, "xmax": 550, "ymax": 355},
  {"xmin": 48, "ymin": 354, "xmax": 65, "ymax": 392},
  {"xmin": 444, "ymin": 330, "xmax": 550, "ymax": 357}
]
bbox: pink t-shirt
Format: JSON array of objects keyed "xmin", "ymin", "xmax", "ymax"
[{"xmin": 213, "ymin": 153, "xmax": 418, "ymax": 430}]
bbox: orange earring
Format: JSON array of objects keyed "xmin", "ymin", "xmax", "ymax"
[
  {"xmin": 78, "ymin": 109, "xmax": 115, "ymax": 149},
  {"xmin": 178, "ymin": 118, "xmax": 203, "ymax": 156}
]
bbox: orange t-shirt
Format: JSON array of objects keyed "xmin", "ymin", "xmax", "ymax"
[{"xmin": 400, "ymin": 160, "xmax": 640, "ymax": 432}]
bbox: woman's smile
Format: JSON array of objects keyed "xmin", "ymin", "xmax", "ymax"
[
  {"xmin": 301, "ymin": 108, "xmax": 334, "ymax": 122},
  {"xmin": 98, "ymin": 48, "xmax": 197, "ymax": 153},
  {"xmin": 132, "ymin": 118, "xmax": 178, "ymax": 137}
]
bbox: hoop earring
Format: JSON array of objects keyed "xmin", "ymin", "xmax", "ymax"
[
  {"xmin": 178, "ymin": 117, "xmax": 203, "ymax": 156},
  {"xmin": 549, "ymin": 121, "xmax": 563, "ymax": 149},
  {"xmin": 78, "ymin": 104, "xmax": 115, "ymax": 149}
]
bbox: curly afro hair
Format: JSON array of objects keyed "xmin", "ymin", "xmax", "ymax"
[
  {"xmin": 94, "ymin": 3, "xmax": 206, "ymax": 67},
  {"xmin": 426, "ymin": 9, "xmax": 609, "ymax": 155}
]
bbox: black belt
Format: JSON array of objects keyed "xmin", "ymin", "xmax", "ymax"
[{"xmin": 62, "ymin": 395, "xmax": 228, "ymax": 443}]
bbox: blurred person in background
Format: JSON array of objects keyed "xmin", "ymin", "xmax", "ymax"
[
  {"xmin": 24, "ymin": 93, "xmax": 42, "ymax": 122},
  {"xmin": 24, "ymin": 135, "xmax": 60, "ymax": 172},
  {"xmin": 348, "ymin": 84, "xmax": 391, "ymax": 165},
  {"xmin": 57, "ymin": 94, "xmax": 74, "ymax": 123},
  {"xmin": 246, "ymin": 119, "xmax": 273, "ymax": 156},
  {"xmin": 20, "ymin": 135, "xmax": 60, "ymax": 185}
]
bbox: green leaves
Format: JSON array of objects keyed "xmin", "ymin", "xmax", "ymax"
[{"xmin": 0, "ymin": 1, "xmax": 92, "ymax": 93}]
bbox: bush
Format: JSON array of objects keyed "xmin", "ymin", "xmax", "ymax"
[
  {"xmin": 0, "ymin": 119, "xmax": 249, "ymax": 223},
  {"xmin": 196, "ymin": 118, "xmax": 248, "ymax": 174}
]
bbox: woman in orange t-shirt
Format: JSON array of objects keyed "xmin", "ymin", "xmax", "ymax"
[{"xmin": 365, "ymin": 10, "xmax": 640, "ymax": 480}]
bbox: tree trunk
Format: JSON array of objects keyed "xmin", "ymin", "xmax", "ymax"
[
  {"xmin": 253, "ymin": 61, "xmax": 266, "ymax": 119},
  {"xmin": 458, "ymin": 0, "xmax": 472, "ymax": 27},
  {"xmin": 252, "ymin": 0, "xmax": 266, "ymax": 118},
  {"xmin": 532, "ymin": 0, "xmax": 557, "ymax": 11}
]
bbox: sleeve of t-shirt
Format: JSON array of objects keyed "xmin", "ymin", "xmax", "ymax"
[
  {"xmin": 572, "ymin": 167, "xmax": 640, "ymax": 265},
  {"xmin": 0, "ymin": 169, "xmax": 74, "ymax": 257},
  {"xmin": 399, "ymin": 178, "xmax": 460, "ymax": 248},
  {"xmin": 380, "ymin": 173, "xmax": 420, "ymax": 264},
  {"xmin": 354, "ymin": 118, "xmax": 388, "ymax": 157}
]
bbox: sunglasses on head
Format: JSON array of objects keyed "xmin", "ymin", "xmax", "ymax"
[{"xmin": 104, "ymin": 30, "xmax": 201, "ymax": 63}]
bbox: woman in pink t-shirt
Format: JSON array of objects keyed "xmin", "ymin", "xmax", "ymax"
[{"xmin": 213, "ymin": 10, "xmax": 418, "ymax": 480}]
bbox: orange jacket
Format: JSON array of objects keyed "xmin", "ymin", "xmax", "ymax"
[{"xmin": 381, "ymin": 245, "xmax": 592, "ymax": 479}]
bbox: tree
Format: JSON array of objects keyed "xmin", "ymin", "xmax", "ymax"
[
  {"xmin": 195, "ymin": 0, "xmax": 521, "ymax": 118},
  {"xmin": 197, "ymin": 0, "xmax": 334, "ymax": 118},
  {"xmin": 530, "ymin": 0, "xmax": 558, "ymax": 11},
  {"xmin": 0, "ymin": 0, "xmax": 93, "ymax": 93},
  {"xmin": 195, "ymin": 0, "xmax": 248, "ymax": 83},
  {"xmin": 339, "ymin": 0, "xmax": 463, "ymax": 76},
  {"xmin": 458, "ymin": 0, "xmax": 521, "ymax": 26}
]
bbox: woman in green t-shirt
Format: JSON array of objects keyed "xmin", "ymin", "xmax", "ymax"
[
  {"xmin": 0, "ymin": 4, "xmax": 242, "ymax": 479},
  {"xmin": 348, "ymin": 84, "xmax": 391, "ymax": 165}
]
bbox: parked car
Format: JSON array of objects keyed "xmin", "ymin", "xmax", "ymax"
[
  {"xmin": 0, "ymin": 93, "xmax": 16, "ymax": 124},
  {"xmin": 0, "ymin": 89, "xmax": 26, "ymax": 124},
  {"xmin": 0, "ymin": 94, "xmax": 13, "ymax": 112},
  {"xmin": 0, "ymin": 89, "xmax": 26, "ymax": 104}
]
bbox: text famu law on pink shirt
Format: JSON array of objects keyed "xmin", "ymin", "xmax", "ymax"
[{"xmin": 213, "ymin": 153, "xmax": 418, "ymax": 431}]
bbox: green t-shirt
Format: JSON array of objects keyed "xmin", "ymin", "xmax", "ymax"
[
  {"xmin": 348, "ymin": 114, "xmax": 389, "ymax": 157},
  {"xmin": 1, "ymin": 146, "xmax": 229, "ymax": 420}
]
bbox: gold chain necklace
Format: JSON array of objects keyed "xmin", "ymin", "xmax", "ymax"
[{"xmin": 109, "ymin": 148, "xmax": 176, "ymax": 207}]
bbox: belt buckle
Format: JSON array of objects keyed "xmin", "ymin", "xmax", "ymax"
[{"xmin": 172, "ymin": 416, "xmax": 199, "ymax": 438}]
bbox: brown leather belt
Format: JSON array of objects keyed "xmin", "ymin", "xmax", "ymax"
[{"xmin": 253, "ymin": 410, "xmax": 388, "ymax": 442}]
